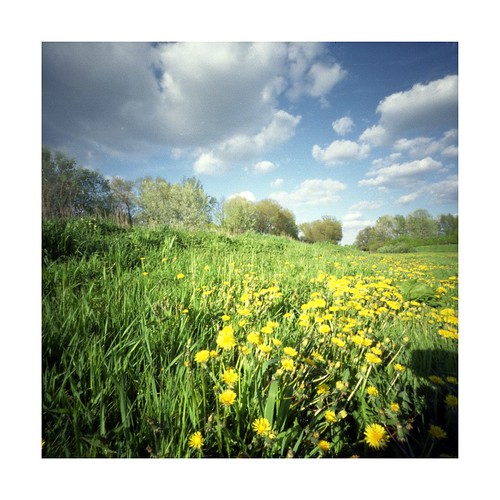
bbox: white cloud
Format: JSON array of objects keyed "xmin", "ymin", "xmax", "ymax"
[
  {"xmin": 286, "ymin": 43, "xmax": 347, "ymax": 102},
  {"xmin": 393, "ymin": 129, "xmax": 458, "ymax": 158},
  {"xmin": 397, "ymin": 175, "xmax": 458, "ymax": 205},
  {"xmin": 271, "ymin": 177, "xmax": 284, "ymax": 187},
  {"xmin": 312, "ymin": 139, "xmax": 370, "ymax": 165},
  {"xmin": 270, "ymin": 178, "xmax": 347, "ymax": 206},
  {"xmin": 228, "ymin": 191, "xmax": 256, "ymax": 202},
  {"xmin": 193, "ymin": 110, "xmax": 301, "ymax": 174},
  {"xmin": 359, "ymin": 75, "xmax": 458, "ymax": 146},
  {"xmin": 253, "ymin": 161, "xmax": 276, "ymax": 173},
  {"xmin": 348, "ymin": 200, "xmax": 383, "ymax": 212},
  {"xmin": 193, "ymin": 152, "xmax": 226, "ymax": 174},
  {"xmin": 359, "ymin": 157, "xmax": 442, "ymax": 188},
  {"xmin": 332, "ymin": 116, "xmax": 354, "ymax": 136}
]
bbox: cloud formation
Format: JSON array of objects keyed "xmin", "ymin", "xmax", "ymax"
[
  {"xmin": 270, "ymin": 178, "xmax": 347, "ymax": 206},
  {"xmin": 43, "ymin": 42, "xmax": 347, "ymax": 173},
  {"xmin": 332, "ymin": 116, "xmax": 354, "ymax": 136},
  {"xmin": 359, "ymin": 75, "xmax": 458, "ymax": 146},
  {"xmin": 312, "ymin": 139, "xmax": 370, "ymax": 166}
]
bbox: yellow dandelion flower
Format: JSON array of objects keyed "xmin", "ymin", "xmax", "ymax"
[
  {"xmin": 389, "ymin": 402, "xmax": 400, "ymax": 413},
  {"xmin": 312, "ymin": 351, "xmax": 325, "ymax": 362},
  {"xmin": 283, "ymin": 312, "xmax": 293, "ymax": 319},
  {"xmin": 336, "ymin": 380, "xmax": 346, "ymax": 391},
  {"xmin": 370, "ymin": 346, "xmax": 382, "ymax": 356},
  {"xmin": 219, "ymin": 389, "xmax": 237, "ymax": 407},
  {"xmin": 429, "ymin": 375, "xmax": 444, "ymax": 385},
  {"xmin": 272, "ymin": 338, "xmax": 282, "ymax": 347},
  {"xmin": 209, "ymin": 350, "xmax": 218, "ymax": 359},
  {"xmin": 188, "ymin": 431, "xmax": 204, "ymax": 449},
  {"xmin": 194, "ymin": 350, "xmax": 210, "ymax": 364},
  {"xmin": 337, "ymin": 409, "xmax": 348, "ymax": 419},
  {"xmin": 394, "ymin": 363, "xmax": 406, "ymax": 372},
  {"xmin": 364, "ymin": 423, "xmax": 390, "ymax": 450},
  {"xmin": 446, "ymin": 376, "xmax": 458, "ymax": 385},
  {"xmin": 257, "ymin": 344, "xmax": 272, "ymax": 354},
  {"xmin": 176, "ymin": 273, "xmax": 185, "ymax": 279},
  {"xmin": 438, "ymin": 329, "xmax": 458, "ymax": 340},
  {"xmin": 221, "ymin": 368, "xmax": 239, "ymax": 386},
  {"xmin": 367, "ymin": 386, "xmax": 379, "ymax": 397},
  {"xmin": 217, "ymin": 326, "xmax": 236, "ymax": 350},
  {"xmin": 429, "ymin": 425, "xmax": 447, "ymax": 440},
  {"xmin": 317, "ymin": 383, "xmax": 329, "ymax": 395},
  {"xmin": 283, "ymin": 346, "xmax": 298, "ymax": 357},
  {"xmin": 221, "ymin": 314, "xmax": 231, "ymax": 321},
  {"xmin": 365, "ymin": 352, "xmax": 382, "ymax": 365},
  {"xmin": 445, "ymin": 394, "xmax": 458, "ymax": 408},
  {"xmin": 260, "ymin": 325, "xmax": 274, "ymax": 335},
  {"xmin": 281, "ymin": 358, "xmax": 295, "ymax": 372},
  {"xmin": 318, "ymin": 440, "xmax": 331, "ymax": 453},
  {"xmin": 325, "ymin": 410, "xmax": 337, "ymax": 423},
  {"xmin": 142, "ymin": 271, "xmax": 148, "ymax": 276},
  {"xmin": 247, "ymin": 332, "xmax": 262, "ymax": 345},
  {"xmin": 318, "ymin": 324, "xmax": 331, "ymax": 334},
  {"xmin": 252, "ymin": 417, "xmax": 271, "ymax": 436}
]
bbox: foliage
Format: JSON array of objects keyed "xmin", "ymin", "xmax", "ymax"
[
  {"xmin": 42, "ymin": 146, "xmax": 112, "ymax": 219},
  {"xmin": 221, "ymin": 196, "xmax": 258, "ymax": 234},
  {"xmin": 254, "ymin": 199, "xmax": 299, "ymax": 239},
  {"xmin": 136, "ymin": 176, "xmax": 217, "ymax": 229},
  {"xmin": 355, "ymin": 210, "xmax": 458, "ymax": 252},
  {"xmin": 42, "ymin": 222, "xmax": 458, "ymax": 458},
  {"xmin": 300, "ymin": 216, "xmax": 342, "ymax": 244}
]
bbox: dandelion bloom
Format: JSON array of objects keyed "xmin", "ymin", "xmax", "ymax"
[
  {"xmin": 325, "ymin": 410, "xmax": 337, "ymax": 423},
  {"xmin": 252, "ymin": 417, "xmax": 271, "ymax": 436},
  {"xmin": 221, "ymin": 368, "xmax": 239, "ymax": 386},
  {"xmin": 318, "ymin": 440, "xmax": 331, "ymax": 452},
  {"xmin": 176, "ymin": 273, "xmax": 185, "ymax": 279},
  {"xmin": 281, "ymin": 358, "xmax": 295, "ymax": 372},
  {"xmin": 367, "ymin": 386, "xmax": 379, "ymax": 397},
  {"xmin": 446, "ymin": 376, "xmax": 458, "ymax": 385},
  {"xmin": 188, "ymin": 431, "xmax": 204, "ymax": 449},
  {"xmin": 247, "ymin": 332, "xmax": 262, "ymax": 345},
  {"xmin": 283, "ymin": 346, "xmax": 298, "ymax": 357},
  {"xmin": 394, "ymin": 363, "xmax": 406, "ymax": 372},
  {"xmin": 318, "ymin": 324, "xmax": 331, "ymax": 334},
  {"xmin": 336, "ymin": 381, "xmax": 346, "ymax": 391},
  {"xmin": 219, "ymin": 389, "xmax": 237, "ymax": 407},
  {"xmin": 221, "ymin": 314, "xmax": 231, "ymax": 321},
  {"xmin": 429, "ymin": 425, "xmax": 447, "ymax": 439},
  {"xmin": 317, "ymin": 383, "xmax": 329, "ymax": 395},
  {"xmin": 390, "ymin": 402, "xmax": 400, "ymax": 413},
  {"xmin": 260, "ymin": 325, "xmax": 274, "ymax": 335},
  {"xmin": 217, "ymin": 326, "xmax": 236, "ymax": 350},
  {"xmin": 429, "ymin": 425, "xmax": 447, "ymax": 440},
  {"xmin": 365, "ymin": 352, "xmax": 382, "ymax": 365},
  {"xmin": 429, "ymin": 375, "xmax": 444, "ymax": 385},
  {"xmin": 194, "ymin": 350, "xmax": 210, "ymax": 364},
  {"xmin": 364, "ymin": 423, "xmax": 390, "ymax": 450},
  {"xmin": 337, "ymin": 409, "xmax": 348, "ymax": 419},
  {"xmin": 445, "ymin": 394, "xmax": 458, "ymax": 408},
  {"xmin": 257, "ymin": 344, "xmax": 272, "ymax": 354},
  {"xmin": 210, "ymin": 350, "xmax": 218, "ymax": 359},
  {"xmin": 370, "ymin": 346, "xmax": 382, "ymax": 356}
]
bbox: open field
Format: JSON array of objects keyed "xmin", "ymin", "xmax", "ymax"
[{"xmin": 42, "ymin": 220, "xmax": 458, "ymax": 458}]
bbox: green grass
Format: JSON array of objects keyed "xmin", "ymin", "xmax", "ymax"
[{"xmin": 42, "ymin": 220, "xmax": 458, "ymax": 458}]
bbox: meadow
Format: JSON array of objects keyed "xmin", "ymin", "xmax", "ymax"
[{"xmin": 42, "ymin": 218, "xmax": 458, "ymax": 458}]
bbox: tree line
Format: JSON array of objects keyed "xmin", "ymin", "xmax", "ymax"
[
  {"xmin": 42, "ymin": 147, "xmax": 456, "ymax": 249},
  {"xmin": 354, "ymin": 210, "xmax": 458, "ymax": 252},
  {"xmin": 42, "ymin": 147, "xmax": 343, "ymax": 243}
]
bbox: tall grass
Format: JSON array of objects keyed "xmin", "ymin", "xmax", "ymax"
[{"xmin": 42, "ymin": 220, "xmax": 458, "ymax": 457}]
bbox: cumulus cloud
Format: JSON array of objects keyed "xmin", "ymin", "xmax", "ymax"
[
  {"xmin": 393, "ymin": 129, "xmax": 458, "ymax": 158},
  {"xmin": 271, "ymin": 178, "xmax": 284, "ymax": 187},
  {"xmin": 359, "ymin": 157, "xmax": 442, "ymax": 188},
  {"xmin": 228, "ymin": 191, "xmax": 256, "ymax": 202},
  {"xmin": 270, "ymin": 178, "xmax": 346, "ymax": 206},
  {"xmin": 396, "ymin": 175, "xmax": 458, "ymax": 205},
  {"xmin": 312, "ymin": 139, "xmax": 370, "ymax": 165},
  {"xmin": 332, "ymin": 116, "xmax": 354, "ymax": 136},
  {"xmin": 253, "ymin": 160, "xmax": 277, "ymax": 173},
  {"xmin": 359, "ymin": 75, "xmax": 458, "ymax": 146},
  {"xmin": 193, "ymin": 110, "xmax": 301, "ymax": 174}
]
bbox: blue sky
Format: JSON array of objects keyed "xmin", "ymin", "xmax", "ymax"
[{"xmin": 42, "ymin": 42, "xmax": 458, "ymax": 243}]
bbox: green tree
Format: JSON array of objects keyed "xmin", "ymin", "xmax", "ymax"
[
  {"xmin": 221, "ymin": 196, "xmax": 257, "ymax": 234},
  {"xmin": 406, "ymin": 209, "xmax": 439, "ymax": 239},
  {"xmin": 300, "ymin": 216, "xmax": 343, "ymax": 244},
  {"xmin": 137, "ymin": 176, "xmax": 216, "ymax": 228},
  {"xmin": 42, "ymin": 146, "xmax": 111, "ymax": 219},
  {"xmin": 438, "ymin": 213, "xmax": 458, "ymax": 239},
  {"xmin": 110, "ymin": 177, "xmax": 137, "ymax": 226},
  {"xmin": 255, "ymin": 199, "xmax": 299, "ymax": 239}
]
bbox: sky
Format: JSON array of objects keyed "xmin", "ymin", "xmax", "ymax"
[{"xmin": 42, "ymin": 42, "xmax": 458, "ymax": 243}]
